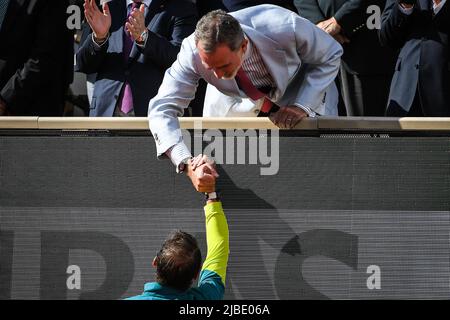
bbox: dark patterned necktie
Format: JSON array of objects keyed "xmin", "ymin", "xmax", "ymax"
[
  {"xmin": 0, "ymin": 0, "xmax": 10, "ymax": 30},
  {"xmin": 120, "ymin": 1, "xmax": 142, "ymax": 114}
]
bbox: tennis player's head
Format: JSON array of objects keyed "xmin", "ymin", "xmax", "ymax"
[{"xmin": 152, "ymin": 230, "xmax": 202, "ymax": 291}]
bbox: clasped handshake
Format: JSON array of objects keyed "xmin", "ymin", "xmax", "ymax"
[{"xmin": 185, "ymin": 154, "xmax": 219, "ymax": 193}]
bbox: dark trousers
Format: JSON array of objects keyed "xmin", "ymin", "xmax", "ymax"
[
  {"xmin": 339, "ymin": 65, "xmax": 392, "ymax": 116},
  {"xmin": 386, "ymin": 85, "xmax": 450, "ymax": 117}
]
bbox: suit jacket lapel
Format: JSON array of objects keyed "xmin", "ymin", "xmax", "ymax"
[
  {"xmin": 418, "ymin": 0, "xmax": 432, "ymax": 11},
  {"xmin": 107, "ymin": 0, "xmax": 127, "ymax": 55},
  {"xmin": 431, "ymin": 0, "xmax": 449, "ymax": 18},
  {"xmin": 433, "ymin": 0, "xmax": 449, "ymax": 21},
  {"xmin": 240, "ymin": 25, "xmax": 289, "ymax": 102},
  {"xmin": 145, "ymin": 0, "xmax": 165, "ymax": 27},
  {"xmin": 418, "ymin": 0, "xmax": 447, "ymax": 19}
]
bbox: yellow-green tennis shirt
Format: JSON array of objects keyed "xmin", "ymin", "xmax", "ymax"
[{"xmin": 126, "ymin": 201, "xmax": 229, "ymax": 300}]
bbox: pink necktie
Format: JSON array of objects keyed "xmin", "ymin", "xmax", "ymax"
[{"xmin": 120, "ymin": 1, "xmax": 141, "ymax": 114}]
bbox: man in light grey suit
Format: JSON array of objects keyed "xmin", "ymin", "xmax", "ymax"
[{"xmin": 148, "ymin": 6, "xmax": 342, "ymax": 192}]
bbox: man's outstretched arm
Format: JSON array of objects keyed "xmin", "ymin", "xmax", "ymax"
[
  {"xmin": 147, "ymin": 36, "xmax": 200, "ymax": 163},
  {"xmin": 197, "ymin": 198, "xmax": 229, "ymax": 300}
]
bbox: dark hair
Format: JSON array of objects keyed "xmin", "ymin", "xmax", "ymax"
[
  {"xmin": 194, "ymin": 9, "xmax": 244, "ymax": 53},
  {"xmin": 155, "ymin": 230, "xmax": 202, "ymax": 292}
]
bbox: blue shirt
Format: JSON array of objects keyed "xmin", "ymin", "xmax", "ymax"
[{"xmin": 126, "ymin": 270, "xmax": 224, "ymax": 300}]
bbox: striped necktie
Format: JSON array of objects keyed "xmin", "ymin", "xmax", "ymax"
[
  {"xmin": 235, "ymin": 67, "xmax": 275, "ymax": 114},
  {"xmin": 0, "ymin": 0, "xmax": 10, "ymax": 30}
]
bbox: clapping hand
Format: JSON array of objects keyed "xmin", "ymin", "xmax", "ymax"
[
  {"xmin": 125, "ymin": 4, "xmax": 147, "ymax": 43},
  {"xmin": 84, "ymin": 0, "xmax": 111, "ymax": 41}
]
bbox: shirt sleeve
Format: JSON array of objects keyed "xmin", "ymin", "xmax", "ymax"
[
  {"xmin": 91, "ymin": 33, "xmax": 110, "ymax": 48},
  {"xmin": 294, "ymin": 103, "xmax": 318, "ymax": 117},
  {"xmin": 197, "ymin": 201, "xmax": 229, "ymax": 299},
  {"xmin": 147, "ymin": 36, "xmax": 201, "ymax": 159},
  {"xmin": 166, "ymin": 142, "xmax": 192, "ymax": 168}
]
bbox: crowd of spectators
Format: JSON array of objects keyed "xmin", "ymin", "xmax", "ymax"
[{"xmin": 0, "ymin": 0, "xmax": 448, "ymax": 118}]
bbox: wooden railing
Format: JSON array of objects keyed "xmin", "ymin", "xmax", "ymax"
[{"xmin": 0, "ymin": 116, "xmax": 450, "ymax": 131}]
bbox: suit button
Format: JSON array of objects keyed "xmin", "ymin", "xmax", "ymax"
[
  {"xmin": 125, "ymin": 70, "xmax": 130, "ymax": 76},
  {"xmin": 415, "ymin": 64, "xmax": 420, "ymax": 69},
  {"xmin": 254, "ymin": 109, "xmax": 260, "ymax": 114},
  {"xmin": 114, "ymin": 95, "xmax": 119, "ymax": 99}
]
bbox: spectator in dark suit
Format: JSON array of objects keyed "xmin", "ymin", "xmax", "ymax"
[
  {"xmin": 380, "ymin": 0, "xmax": 450, "ymax": 116},
  {"xmin": 295, "ymin": 0, "xmax": 397, "ymax": 116},
  {"xmin": 71, "ymin": 0, "xmax": 100, "ymax": 111},
  {"xmin": 0, "ymin": 0, "xmax": 73, "ymax": 116},
  {"xmin": 75, "ymin": 0, "xmax": 197, "ymax": 117}
]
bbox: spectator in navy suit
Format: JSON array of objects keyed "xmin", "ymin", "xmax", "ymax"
[
  {"xmin": 295, "ymin": 0, "xmax": 397, "ymax": 116},
  {"xmin": 380, "ymin": 0, "xmax": 450, "ymax": 116},
  {"xmin": 76, "ymin": 0, "xmax": 197, "ymax": 117}
]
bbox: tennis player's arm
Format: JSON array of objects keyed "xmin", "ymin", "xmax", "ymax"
[{"xmin": 200, "ymin": 200, "xmax": 229, "ymax": 286}]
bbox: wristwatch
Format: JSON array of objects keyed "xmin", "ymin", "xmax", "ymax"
[
  {"xmin": 177, "ymin": 156, "xmax": 192, "ymax": 174},
  {"xmin": 136, "ymin": 29, "xmax": 148, "ymax": 45},
  {"xmin": 205, "ymin": 191, "xmax": 219, "ymax": 201}
]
